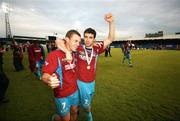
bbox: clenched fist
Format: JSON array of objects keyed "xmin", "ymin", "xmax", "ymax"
[
  {"xmin": 104, "ymin": 13, "xmax": 114, "ymax": 23},
  {"xmin": 48, "ymin": 73, "xmax": 60, "ymax": 89}
]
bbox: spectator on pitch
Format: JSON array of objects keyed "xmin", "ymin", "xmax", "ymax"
[
  {"xmin": 51, "ymin": 41, "xmax": 57, "ymax": 51},
  {"xmin": 105, "ymin": 45, "xmax": 112, "ymax": 57},
  {"xmin": 0, "ymin": 43, "xmax": 10, "ymax": 103},
  {"xmin": 27, "ymin": 42, "xmax": 36, "ymax": 73},
  {"xmin": 12, "ymin": 41, "xmax": 24, "ymax": 71},
  {"xmin": 108, "ymin": 45, "xmax": 112, "ymax": 57},
  {"xmin": 0, "ymin": 43, "xmax": 5, "ymax": 72},
  {"xmin": 46, "ymin": 42, "xmax": 50, "ymax": 53},
  {"xmin": 22, "ymin": 43, "xmax": 26, "ymax": 52},
  {"xmin": 42, "ymin": 30, "xmax": 81, "ymax": 121},
  {"xmin": 31, "ymin": 41, "xmax": 45, "ymax": 80},
  {"xmin": 105, "ymin": 46, "xmax": 108, "ymax": 57},
  {"xmin": 122, "ymin": 41, "xmax": 133, "ymax": 67}
]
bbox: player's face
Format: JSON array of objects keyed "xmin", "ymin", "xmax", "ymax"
[
  {"xmin": 84, "ymin": 33, "xmax": 95, "ymax": 48},
  {"xmin": 69, "ymin": 34, "xmax": 81, "ymax": 52}
]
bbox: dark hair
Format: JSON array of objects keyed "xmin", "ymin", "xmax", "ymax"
[
  {"xmin": 84, "ymin": 28, "xmax": 96, "ymax": 38},
  {"xmin": 65, "ymin": 30, "xmax": 81, "ymax": 38}
]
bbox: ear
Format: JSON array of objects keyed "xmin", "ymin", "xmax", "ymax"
[{"xmin": 64, "ymin": 37, "xmax": 69, "ymax": 43}]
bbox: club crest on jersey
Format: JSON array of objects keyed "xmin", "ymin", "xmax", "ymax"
[{"xmin": 79, "ymin": 51, "xmax": 85, "ymax": 56}]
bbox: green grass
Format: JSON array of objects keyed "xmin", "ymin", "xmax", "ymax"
[{"xmin": 0, "ymin": 49, "xmax": 180, "ymax": 121}]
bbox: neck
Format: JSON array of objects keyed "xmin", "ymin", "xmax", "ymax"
[
  {"xmin": 65, "ymin": 43, "xmax": 72, "ymax": 53},
  {"xmin": 85, "ymin": 46, "xmax": 93, "ymax": 49}
]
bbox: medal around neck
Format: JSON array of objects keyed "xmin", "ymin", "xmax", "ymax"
[
  {"xmin": 84, "ymin": 46, "xmax": 93, "ymax": 70},
  {"xmin": 87, "ymin": 65, "xmax": 90, "ymax": 70}
]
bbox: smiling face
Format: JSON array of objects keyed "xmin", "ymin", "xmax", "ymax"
[
  {"xmin": 68, "ymin": 34, "xmax": 81, "ymax": 52},
  {"xmin": 83, "ymin": 28, "xmax": 96, "ymax": 48},
  {"xmin": 84, "ymin": 33, "xmax": 95, "ymax": 48},
  {"xmin": 65, "ymin": 30, "xmax": 81, "ymax": 52}
]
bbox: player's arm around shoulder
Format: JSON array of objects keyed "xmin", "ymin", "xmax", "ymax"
[
  {"xmin": 42, "ymin": 73, "xmax": 60, "ymax": 89},
  {"xmin": 55, "ymin": 38, "xmax": 66, "ymax": 51},
  {"xmin": 55, "ymin": 38, "xmax": 72, "ymax": 62},
  {"xmin": 103, "ymin": 13, "xmax": 115, "ymax": 49}
]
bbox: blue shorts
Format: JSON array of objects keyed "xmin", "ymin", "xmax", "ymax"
[
  {"xmin": 77, "ymin": 80, "xmax": 95, "ymax": 110},
  {"xmin": 54, "ymin": 90, "xmax": 79, "ymax": 117},
  {"xmin": 125, "ymin": 53, "xmax": 131, "ymax": 59}
]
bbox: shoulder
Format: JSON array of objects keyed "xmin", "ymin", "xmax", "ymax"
[
  {"xmin": 78, "ymin": 45, "xmax": 84, "ymax": 50},
  {"xmin": 77, "ymin": 45, "xmax": 84, "ymax": 52},
  {"xmin": 47, "ymin": 50, "xmax": 65, "ymax": 58}
]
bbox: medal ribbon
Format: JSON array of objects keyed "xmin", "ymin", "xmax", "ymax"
[{"xmin": 84, "ymin": 46, "xmax": 93, "ymax": 66}]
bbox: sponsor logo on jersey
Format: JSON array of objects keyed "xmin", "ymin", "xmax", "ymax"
[
  {"xmin": 79, "ymin": 51, "xmax": 85, "ymax": 56},
  {"xmin": 65, "ymin": 63, "xmax": 76, "ymax": 70}
]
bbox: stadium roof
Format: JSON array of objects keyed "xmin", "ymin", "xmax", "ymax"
[
  {"xmin": 13, "ymin": 36, "xmax": 46, "ymax": 41},
  {"xmin": 0, "ymin": 38, "xmax": 8, "ymax": 42},
  {"xmin": 124, "ymin": 34, "xmax": 180, "ymax": 41}
]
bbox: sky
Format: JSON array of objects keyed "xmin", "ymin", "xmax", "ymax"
[{"xmin": 0, "ymin": 0, "xmax": 180, "ymax": 40}]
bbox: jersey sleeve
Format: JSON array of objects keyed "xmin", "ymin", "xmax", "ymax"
[{"xmin": 42, "ymin": 52, "xmax": 58, "ymax": 75}]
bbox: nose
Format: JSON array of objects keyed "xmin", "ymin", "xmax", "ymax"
[{"xmin": 86, "ymin": 38, "xmax": 90, "ymax": 41}]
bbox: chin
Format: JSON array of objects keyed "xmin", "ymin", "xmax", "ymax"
[
  {"xmin": 85, "ymin": 43, "xmax": 90, "ymax": 46},
  {"xmin": 85, "ymin": 44, "xmax": 91, "ymax": 47}
]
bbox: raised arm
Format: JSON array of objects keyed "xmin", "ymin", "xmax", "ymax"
[{"xmin": 103, "ymin": 13, "xmax": 115, "ymax": 49}]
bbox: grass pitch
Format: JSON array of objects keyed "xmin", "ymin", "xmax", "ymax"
[{"xmin": 0, "ymin": 48, "xmax": 180, "ymax": 121}]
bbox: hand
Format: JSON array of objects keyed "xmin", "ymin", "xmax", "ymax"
[
  {"xmin": 93, "ymin": 43, "xmax": 99, "ymax": 47},
  {"xmin": 65, "ymin": 51, "xmax": 72, "ymax": 63},
  {"xmin": 93, "ymin": 42, "xmax": 103, "ymax": 48},
  {"xmin": 104, "ymin": 13, "xmax": 114, "ymax": 23},
  {"xmin": 48, "ymin": 73, "xmax": 60, "ymax": 89}
]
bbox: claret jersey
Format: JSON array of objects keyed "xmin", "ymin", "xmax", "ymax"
[
  {"xmin": 33, "ymin": 46, "xmax": 43, "ymax": 61},
  {"xmin": 42, "ymin": 50, "xmax": 78, "ymax": 98},
  {"xmin": 77, "ymin": 42, "xmax": 105, "ymax": 82}
]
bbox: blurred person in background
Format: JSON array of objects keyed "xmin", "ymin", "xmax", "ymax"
[{"xmin": 0, "ymin": 43, "xmax": 10, "ymax": 103}]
